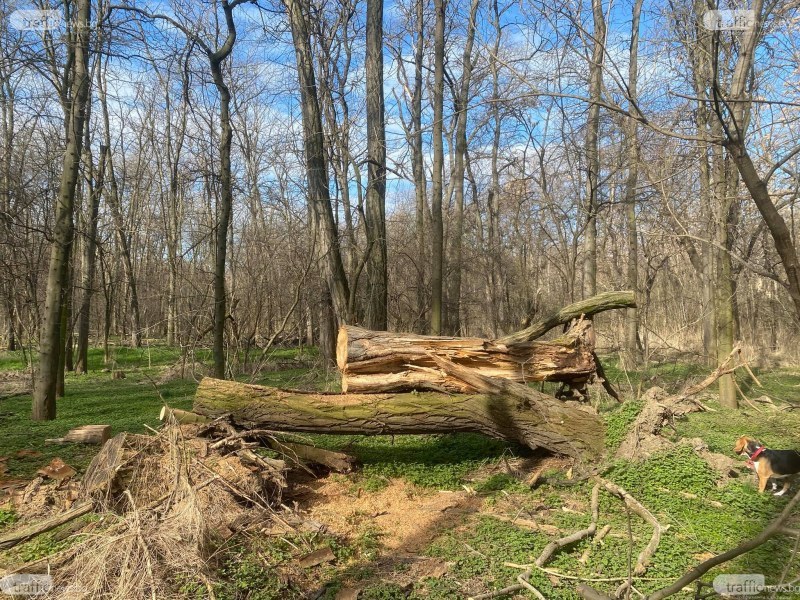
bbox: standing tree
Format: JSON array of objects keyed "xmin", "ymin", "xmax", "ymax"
[
  {"xmin": 444, "ymin": 0, "xmax": 479, "ymax": 335},
  {"xmin": 285, "ymin": 0, "xmax": 351, "ymax": 360},
  {"xmin": 582, "ymin": 0, "xmax": 606, "ymax": 299},
  {"xmin": 33, "ymin": 0, "xmax": 92, "ymax": 420},
  {"xmin": 430, "ymin": 0, "xmax": 445, "ymax": 335},
  {"xmin": 622, "ymin": 0, "xmax": 643, "ymax": 366},
  {"xmin": 364, "ymin": 0, "xmax": 388, "ymax": 330},
  {"xmin": 112, "ymin": 0, "xmax": 249, "ymax": 378}
]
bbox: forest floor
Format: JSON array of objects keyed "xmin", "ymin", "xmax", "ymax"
[{"xmin": 1, "ymin": 344, "xmax": 799, "ymax": 599}]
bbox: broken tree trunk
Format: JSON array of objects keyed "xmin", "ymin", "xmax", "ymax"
[
  {"xmin": 193, "ymin": 377, "xmax": 604, "ymax": 461},
  {"xmin": 337, "ymin": 320, "xmax": 596, "ymax": 393}
]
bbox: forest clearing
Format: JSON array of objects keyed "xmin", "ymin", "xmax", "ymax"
[
  {"xmin": 1, "ymin": 308, "xmax": 799, "ymax": 599},
  {"xmin": 3, "ymin": 0, "xmax": 800, "ymax": 597}
]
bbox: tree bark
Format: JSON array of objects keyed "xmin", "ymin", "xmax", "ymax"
[
  {"xmin": 582, "ymin": 0, "xmax": 606, "ymax": 298},
  {"xmin": 429, "ymin": 0, "xmax": 446, "ymax": 335},
  {"xmin": 193, "ymin": 377, "xmax": 605, "ymax": 461},
  {"xmin": 33, "ymin": 0, "xmax": 92, "ymax": 420},
  {"xmin": 364, "ymin": 0, "xmax": 388, "ymax": 330},
  {"xmin": 337, "ymin": 322, "xmax": 596, "ymax": 393}
]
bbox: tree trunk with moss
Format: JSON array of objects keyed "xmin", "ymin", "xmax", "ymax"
[{"xmin": 193, "ymin": 376, "xmax": 605, "ymax": 461}]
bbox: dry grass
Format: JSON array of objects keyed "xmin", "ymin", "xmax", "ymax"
[{"xmin": 40, "ymin": 424, "xmax": 283, "ymax": 599}]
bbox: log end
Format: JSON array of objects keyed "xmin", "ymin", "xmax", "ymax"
[{"xmin": 336, "ymin": 326, "xmax": 349, "ymax": 373}]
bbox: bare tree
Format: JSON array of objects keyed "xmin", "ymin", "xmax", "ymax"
[
  {"xmin": 430, "ymin": 0, "xmax": 445, "ymax": 334},
  {"xmin": 582, "ymin": 0, "xmax": 606, "ymax": 299},
  {"xmin": 444, "ymin": 0, "xmax": 479, "ymax": 335},
  {"xmin": 364, "ymin": 0, "xmax": 388, "ymax": 330},
  {"xmin": 286, "ymin": 0, "xmax": 352, "ymax": 359},
  {"xmin": 33, "ymin": 0, "xmax": 92, "ymax": 420},
  {"xmin": 622, "ymin": 0, "xmax": 643, "ymax": 366}
]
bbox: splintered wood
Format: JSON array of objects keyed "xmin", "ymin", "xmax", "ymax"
[{"xmin": 336, "ymin": 321, "xmax": 596, "ymax": 393}]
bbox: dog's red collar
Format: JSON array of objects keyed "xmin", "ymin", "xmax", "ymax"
[{"xmin": 746, "ymin": 445, "xmax": 765, "ymax": 468}]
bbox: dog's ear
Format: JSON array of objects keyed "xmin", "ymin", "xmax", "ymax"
[{"xmin": 734, "ymin": 436, "xmax": 748, "ymax": 454}]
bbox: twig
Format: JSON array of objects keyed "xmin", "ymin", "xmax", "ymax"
[
  {"xmin": 579, "ymin": 486, "xmax": 800, "ymax": 599},
  {"xmin": 503, "ymin": 563, "xmax": 669, "ymax": 583},
  {"xmin": 595, "ymin": 478, "xmax": 664, "ymax": 576},
  {"xmin": 535, "ymin": 484, "xmax": 600, "ymax": 567},
  {"xmin": 516, "ymin": 571, "xmax": 547, "ymax": 600},
  {"xmin": 579, "ymin": 524, "xmax": 611, "ymax": 564}
]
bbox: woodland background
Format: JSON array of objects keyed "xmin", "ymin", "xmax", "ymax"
[{"xmin": 1, "ymin": 0, "xmax": 799, "ymax": 418}]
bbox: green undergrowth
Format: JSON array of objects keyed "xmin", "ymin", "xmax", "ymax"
[
  {"xmin": 0, "ymin": 344, "xmax": 320, "ymax": 478},
  {"xmin": 304, "ymin": 433, "xmax": 514, "ymax": 490},
  {"xmin": 2, "ymin": 347, "xmax": 800, "ymax": 598}
]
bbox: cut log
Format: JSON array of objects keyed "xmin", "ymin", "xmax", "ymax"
[
  {"xmin": 159, "ymin": 406, "xmax": 211, "ymax": 424},
  {"xmin": 337, "ymin": 320, "xmax": 596, "ymax": 393},
  {"xmin": 81, "ymin": 433, "xmax": 129, "ymax": 500},
  {"xmin": 496, "ymin": 290, "xmax": 635, "ymax": 345},
  {"xmin": 45, "ymin": 425, "xmax": 111, "ymax": 445},
  {"xmin": 266, "ymin": 440, "xmax": 359, "ymax": 473},
  {"xmin": 193, "ymin": 377, "xmax": 605, "ymax": 461}
]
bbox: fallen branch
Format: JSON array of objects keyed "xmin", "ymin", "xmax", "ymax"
[
  {"xmin": 536, "ymin": 484, "xmax": 600, "ymax": 566},
  {"xmin": 265, "ymin": 439, "xmax": 359, "ymax": 473},
  {"xmin": 580, "ymin": 524, "xmax": 611, "ymax": 564},
  {"xmin": 595, "ymin": 478, "xmax": 664, "ymax": 576},
  {"xmin": 472, "ymin": 485, "xmax": 601, "ymax": 600},
  {"xmin": 577, "ymin": 485, "xmax": 800, "ymax": 600},
  {"xmin": 0, "ymin": 502, "xmax": 94, "ymax": 551},
  {"xmin": 496, "ymin": 291, "xmax": 636, "ymax": 345}
]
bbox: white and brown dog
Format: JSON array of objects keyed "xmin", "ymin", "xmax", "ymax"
[{"xmin": 734, "ymin": 436, "xmax": 800, "ymax": 495}]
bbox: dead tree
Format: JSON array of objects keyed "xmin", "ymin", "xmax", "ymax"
[{"xmin": 193, "ymin": 374, "xmax": 605, "ymax": 462}]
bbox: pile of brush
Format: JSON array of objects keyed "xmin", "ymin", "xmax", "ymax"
[{"xmin": 1, "ymin": 417, "xmax": 355, "ymax": 599}]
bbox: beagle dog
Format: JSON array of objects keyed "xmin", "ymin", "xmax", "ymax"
[{"xmin": 734, "ymin": 436, "xmax": 800, "ymax": 495}]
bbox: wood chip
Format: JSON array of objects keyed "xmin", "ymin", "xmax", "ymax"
[
  {"xmin": 36, "ymin": 458, "xmax": 76, "ymax": 482},
  {"xmin": 335, "ymin": 587, "xmax": 361, "ymax": 600},
  {"xmin": 298, "ymin": 546, "xmax": 336, "ymax": 568}
]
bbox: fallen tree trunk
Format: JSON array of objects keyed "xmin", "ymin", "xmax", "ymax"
[
  {"xmin": 193, "ymin": 377, "xmax": 605, "ymax": 461},
  {"xmin": 337, "ymin": 320, "xmax": 596, "ymax": 393}
]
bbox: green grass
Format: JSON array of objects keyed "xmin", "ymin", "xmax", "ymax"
[{"xmin": 2, "ymin": 347, "xmax": 800, "ymax": 598}]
